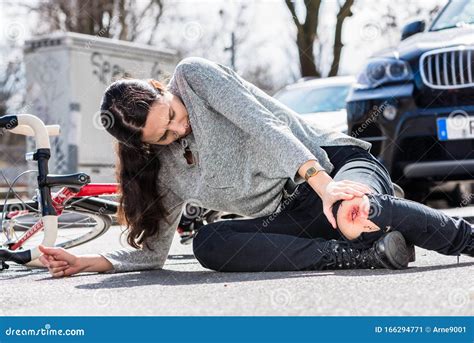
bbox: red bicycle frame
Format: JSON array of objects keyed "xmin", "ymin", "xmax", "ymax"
[{"xmin": 9, "ymin": 183, "xmax": 119, "ymax": 251}]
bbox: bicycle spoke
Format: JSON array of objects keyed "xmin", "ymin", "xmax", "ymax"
[
  {"xmin": 56, "ymin": 217, "xmax": 96, "ymax": 230},
  {"xmin": 12, "ymin": 223, "xmax": 32, "ymax": 230},
  {"xmin": 2, "ymin": 209, "xmax": 110, "ymax": 252}
]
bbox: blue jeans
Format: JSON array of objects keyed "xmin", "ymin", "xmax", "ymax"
[{"xmin": 193, "ymin": 145, "xmax": 473, "ymax": 271}]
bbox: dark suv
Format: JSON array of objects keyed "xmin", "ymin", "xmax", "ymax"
[{"xmin": 346, "ymin": 0, "xmax": 474, "ymax": 205}]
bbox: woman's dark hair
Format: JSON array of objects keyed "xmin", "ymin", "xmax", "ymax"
[{"xmin": 99, "ymin": 78, "xmax": 171, "ymax": 249}]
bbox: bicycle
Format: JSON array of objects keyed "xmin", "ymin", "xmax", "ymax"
[
  {"xmin": 0, "ymin": 114, "xmax": 121, "ymax": 270},
  {"xmin": 0, "ymin": 113, "xmax": 235, "ymax": 270}
]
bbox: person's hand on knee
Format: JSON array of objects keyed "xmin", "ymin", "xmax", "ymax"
[
  {"xmin": 320, "ymin": 179, "xmax": 374, "ymax": 229},
  {"xmin": 334, "ymin": 195, "xmax": 381, "ymax": 240}
]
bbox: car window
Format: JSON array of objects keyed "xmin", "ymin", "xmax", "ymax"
[
  {"xmin": 431, "ymin": 0, "xmax": 474, "ymax": 31},
  {"xmin": 275, "ymin": 85, "xmax": 350, "ymax": 114}
]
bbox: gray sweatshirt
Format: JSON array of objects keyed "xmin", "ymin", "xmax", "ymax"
[{"xmin": 100, "ymin": 57, "xmax": 372, "ymax": 273}]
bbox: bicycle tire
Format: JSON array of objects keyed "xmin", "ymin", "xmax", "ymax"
[{"xmin": 1, "ymin": 208, "xmax": 112, "ymax": 264}]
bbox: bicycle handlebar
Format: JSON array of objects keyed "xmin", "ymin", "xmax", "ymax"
[
  {"xmin": 0, "ymin": 114, "xmax": 62, "ymax": 150},
  {"xmin": 11, "ymin": 124, "xmax": 60, "ymax": 137},
  {"xmin": 0, "ymin": 114, "xmax": 60, "ymax": 263}
]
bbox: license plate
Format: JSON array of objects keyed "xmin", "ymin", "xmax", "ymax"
[{"xmin": 437, "ymin": 116, "xmax": 474, "ymax": 141}]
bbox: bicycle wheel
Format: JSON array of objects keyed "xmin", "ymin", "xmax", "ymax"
[{"xmin": 1, "ymin": 208, "xmax": 112, "ymax": 251}]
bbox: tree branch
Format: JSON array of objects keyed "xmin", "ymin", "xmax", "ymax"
[
  {"xmin": 303, "ymin": 0, "xmax": 321, "ymax": 41},
  {"xmin": 328, "ymin": 0, "xmax": 354, "ymax": 76},
  {"xmin": 147, "ymin": 0, "xmax": 164, "ymax": 45},
  {"xmin": 285, "ymin": 0, "xmax": 302, "ymax": 29}
]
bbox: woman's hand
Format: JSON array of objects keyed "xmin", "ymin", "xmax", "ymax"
[
  {"xmin": 38, "ymin": 245, "xmax": 84, "ymax": 278},
  {"xmin": 320, "ymin": 180, "xmax": 374, "ymax": 229},
  {"xmin": 38, "ymin": 246, "xmax": 114, "ymax": 276}
]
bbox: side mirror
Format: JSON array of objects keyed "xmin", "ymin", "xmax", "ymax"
[{"xmin": 401, "ymin": 20, "xmax": 425, "ymax": 41}]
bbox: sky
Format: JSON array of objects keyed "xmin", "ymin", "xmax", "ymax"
[{"xmin": 0, "ymin": 0, "xmax": 448, "ymax": 88}]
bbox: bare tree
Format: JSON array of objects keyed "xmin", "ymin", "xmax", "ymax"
[
  {"xmin": 0, "ymin": 0, "xmax": 169, "ymax": 187},
  {"xmin": 0, "ymin": 55, "xmax": 25, "ymax": 138},
  {"xmin": 285, "ymin": 0, "xmax": 355, "ymax": 78},
  {"xmin": 328, "ymin": 0, "xmax": 354, "ymax": 76},
  {"xmin": 12, "ymin": 0, "xmax": 165, "ymax": 43},
  {"xmin": 0, "ymin": 55, "xmax": 27, "ymax": 174}
]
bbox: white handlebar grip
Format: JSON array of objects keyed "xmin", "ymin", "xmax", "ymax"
[
  {"xmin": 10, "ymin": 124, "xmax": 60, "ymax": 137},
  {"xmin": 46, "ymin": 125, "xmax": 60, "ymax": 136},
  {"xmin": 16, "ymin": 114, "xmax": 51, "ymax": 150}
]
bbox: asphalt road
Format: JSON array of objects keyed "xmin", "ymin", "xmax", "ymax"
[{"xmin": 1, "ymin": 217, "xmax": 473, "ymax": 316}]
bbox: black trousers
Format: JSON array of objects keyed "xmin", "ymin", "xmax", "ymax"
[{"xmin": 193, "ymin": 145, "xmax": 473, "ymax": 271}]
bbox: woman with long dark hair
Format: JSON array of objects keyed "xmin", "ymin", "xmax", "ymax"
[{"xmin": 38, "ymin": 57, "xmax": 473, "ymax": 277}]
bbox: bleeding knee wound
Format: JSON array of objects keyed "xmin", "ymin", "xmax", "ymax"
[{"xmin": 331, "ymin": 195, "xmax": 384, "ymax": 229}]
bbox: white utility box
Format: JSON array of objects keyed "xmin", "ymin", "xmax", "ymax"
[{"xmin": 23, "ymin": 32, "xmax": 178, "ymax": 185}]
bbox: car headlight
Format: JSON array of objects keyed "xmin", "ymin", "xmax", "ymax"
[{"xmin": 355, "ymin": 58, "xmax": 413, "ymax": 89}]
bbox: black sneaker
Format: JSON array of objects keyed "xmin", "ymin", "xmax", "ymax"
[{"xmin": 322, "ymin": 231, "xmax": 413, "ymax": 270}]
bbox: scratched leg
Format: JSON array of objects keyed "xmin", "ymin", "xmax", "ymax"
[
  {"xmin": 333, "ymin": 195, "xmax": 381, "ymax": 240},
  {"xmin": 334, "ymin": 193, "xmax": 473, "ymax": 256}
]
